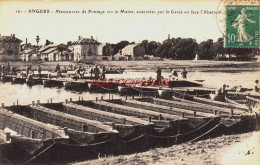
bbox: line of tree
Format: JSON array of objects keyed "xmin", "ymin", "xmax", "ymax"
[
  {"xmin": 67, "ymin": 36, "xmax": 259, "ymax": 60},
  {"xmin": 136, "ymin": 37, "xmax": 258, "ymax": 60}
]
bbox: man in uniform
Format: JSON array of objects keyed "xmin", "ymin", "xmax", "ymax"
[
  {"xmin": 94, "ymin": 65, "xmax": 100, "ymax": 80},
  {"xmin": 254, "ymin": 80, "xmax": 259, "ymax": 92},
  {"xmin": 156, "ymin": 67, "xmax": 161, "ymax": 82},
  {"xmin": 26, "ymin": 65, "xmax": 30, "ymax": 76},
  {"xmin": 181, "ymin": 67, "xmax": 188, "ymax": 79}
]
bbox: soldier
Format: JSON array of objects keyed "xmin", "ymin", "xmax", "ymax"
[
  {"xmin": 10, "ymin": 65, "xmax": 16, "ymax": 75},
  {"xmin": 156, "ymin": 67, "xmax": 162, "ymax": 83},
  {"xmin": 2, "ymin": 64, "xmax": 6, "ymax": 75},
  {"xmin": 94, "ymin": 65, "xmax": 100, "ymax": 80},
  {"xmin": 37, "ymin": 65, "xmax": 42, "ymax": 78},
  {"xmin": 101, "ymin": 66, "xmax": 106, "ymax": 79},
  {"xmin": 75, "ymin": 66, "xmax": 81, "ymax": 78},
  {"xmin": 55, "ymin": 63, "xmax": 60, "ymax": 72},
  {"xmin": 26, "ymin": 65, "xmax": 30, "ymax": 76},
  {"xmin": 170, "ymin": 68, "xmax": 178, "ymax": 78},
  {"xmin": 254, "ymin": 80, "xmax": 259, "ymax": 92},
  {"xmin": 181, "ymin": 67, "xmax": 188, "ymax": 79}
]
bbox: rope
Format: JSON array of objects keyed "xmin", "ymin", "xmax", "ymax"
[
  {"xmin": 188, "ymin": 115, "xmax": 233, "ymax": 142},
  {"xmin": 23, "ymin": 141, "xmax": 58, "ymax": 165},
  {"xmin": 175, "ymin": 119, "xmax": 181, "ymax": 143},
  {"xmin": 123, "ymin": 134, "xmax": 146, "ymax": 143}
]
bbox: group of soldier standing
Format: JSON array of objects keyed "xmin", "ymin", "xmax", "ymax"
[{"xmin": 156, "ymin": 67, "xmax": 188, "ymax": 81}]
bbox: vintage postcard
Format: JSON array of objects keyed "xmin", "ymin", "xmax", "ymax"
[{"xmin": 0, "ymin": 0, "xmax": 259, "ymax": 165}]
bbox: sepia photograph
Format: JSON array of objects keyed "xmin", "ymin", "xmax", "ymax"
[{"xmin": 0, "ymin": 0, "xmax": 259, "ymax": 164}]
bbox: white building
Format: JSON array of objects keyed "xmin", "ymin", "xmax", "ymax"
[
  {"xmin": 20, "ymin": 49, "xmax": 37, "ymax": 61},
  {"xmin": 120, "ymin": 44, "xmax": 145, "ymax": 60},
  {"xmin": 97, "ymin": 43, "xmax": 106, "ymax": 56},
  {"xmin": 73, "ymin": 36, "xmax": 100, "ymax": 61},
  {"xmin": 39, "ymin": 43, "xmax": 72, "ymax": 61}
]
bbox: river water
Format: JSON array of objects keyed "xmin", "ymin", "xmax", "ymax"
[{"xmin": 0, "ymin": 71, "xmax": 259, "ymax": 106}]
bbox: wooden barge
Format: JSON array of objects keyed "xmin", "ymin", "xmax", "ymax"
[
  {"xmin": 0, "ymin": 94, "xmax": 259, "ymax": 164},
  {"xmin": 0, "ymin": 107, "xmax": 69, "ymax": 164},
  {"xmin": 171, "ymin": 95, "xmax": 258, "ymax": 134},
  {"xmin": 1, "ymin": 74, "xmax": 217, "ymax": 98},
  {"xmin": 0, "ymin": 103, "xmax": 121, "ymax": 164},
  {"xmin": 36, "ymin": 100, "xmax": 155, "ymax": 140},
  {"xmin": 118, "ymin": 79, "xmax": 216, "ymax": 98}
]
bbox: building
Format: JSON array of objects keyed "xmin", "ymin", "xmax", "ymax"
[
  {"xmin": 73, "ymin": 36, "xmax": 101, "ymax": 61},
  {"xmin": 97, "ymin": 43, "xmax": 105, "ymax": 56},
  {"xmin": 120, "ymin": 44, "xmax": 145, "ymax": 60},
  {"xmin": 0, "ymin": 34, "xmax": 23, "ymax": 61},
  {"xmin": 103, "ymin": 44, "xmax": 115, "ymax": 56},
  {"xmin": 21, "ymin": 49, "xmax": 37, "ymax": 61},
  {"xmin": 39, "ymin": 43, "xmax": 72, "ymax": 61}
]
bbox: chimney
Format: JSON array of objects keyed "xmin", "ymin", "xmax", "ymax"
[
  {"xmin": 91, "ymin": 36, "xmax": 93, "ymax": 40},
  {"xmin": 168, "ymin": 34, "xmax": 170, "ymax": 40},
  {"xmin": 26, "ymin": 38, "xmax": 28, "ymax": 49},
  {"xmin": 78, "ymin": 36, "xmax": 81, "ymax": 40},
  {"xmin": 13, "ymin": 34, "xmax": 15, "ymax": 37}
]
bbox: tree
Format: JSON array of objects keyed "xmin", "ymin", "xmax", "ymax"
[
  {"xmin": 112, "ymin": 40, "xmax": 130, "ymax": 54},
  {"xmin": 174, "ymin": 38, "xmax": 198, "ymax": 60},
  {"xmin": 140, "ymin": 40, "xmax": 159, "ymax": 55},
  {"xmin": 198, "ymin": 39, "xmax": 213, "ymax": 60},
  {"xmin": 155, "ymin": 37, "xmax": 198, "ymax": 60},
  {"xmin": 67, "ymin": 41, "xmax": 72, "ymax": 47},
  {"xmin": 147, "ymin": 41, "xmax": 159, "ymax": 55},
  {"xmin": 210, "ymin": 38, "xmax": 224, "ymax": 60}
]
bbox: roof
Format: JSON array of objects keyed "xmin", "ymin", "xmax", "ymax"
[
  {"xmin": 0, "ymin": 36, "xmax": 22, "ymax": 43},
  {"xmin": 21, "ymin": 49, "xmax": 35, "ymax": 54},
  {"xmin": 73, "ymin": 38, "xmax": 101, "ymax": 45},
  {"xmin": 122, "ymin": 44, "xmax": 138, "ymax": 51},
  {"xmin": 68, "ymin": 46, "xmax": 74, "ymax": 51},
  {"xmin": 39, "ymin": 43, "xmax": 66, "ymax": 52},
  {"xmin": 41, "ymin": 47, "xmax": 57, "ymax": 54}
]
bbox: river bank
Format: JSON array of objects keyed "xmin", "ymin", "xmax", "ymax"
[
  {"xmin": 0, "ymin": 60, "xmax": 259, "ymax": 72},
  {"xmin": 74, "ymin": 131, "xmax": 259, "ymax": 165}
]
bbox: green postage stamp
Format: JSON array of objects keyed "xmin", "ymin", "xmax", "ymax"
[{"xmin": 225, "ymin": 5, "xmax": 259, "ymax": 48}]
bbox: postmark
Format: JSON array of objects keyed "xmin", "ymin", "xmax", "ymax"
[{"xmin": 223, "ymin": 0, "xmax": 259, "ymax": 48}]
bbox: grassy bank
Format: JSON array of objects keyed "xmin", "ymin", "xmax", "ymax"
[
  {"xmin": 0, "ymin": 60, "xmax": 259, "ymax": 72},
  {"xmin": 73, "ymin": 132, "xmax": 259, "ymax": 165}
]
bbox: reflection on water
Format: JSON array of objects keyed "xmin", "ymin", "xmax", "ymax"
[
  {"xmin": 0, "ymin": 83, "xmax": 122, "ymax": 106},
  {"xmin": 0, "ymin": 71, "xmax": 258, "ymax": 106}
]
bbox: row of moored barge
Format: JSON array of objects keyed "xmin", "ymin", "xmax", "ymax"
[
  {"xmin": 0, "ymin": 94, "xmax": 259, "ymax": 164},
  {"xmin": 0, "ymin": 74, "xmax": 216, "ymax": 98}
]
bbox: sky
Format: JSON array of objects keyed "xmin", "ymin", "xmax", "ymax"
[{"xmin": 0, "ymin": 0, "xmax": 224, "ymax": 45}]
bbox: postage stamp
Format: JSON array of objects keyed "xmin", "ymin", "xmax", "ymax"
[{"xmin": 224, "ymin": 4, "xmax": 259, "ymax": 48}]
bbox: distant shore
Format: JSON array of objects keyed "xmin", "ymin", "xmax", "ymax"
[{"xmin": 0, "ymin": 60, "xmax": 259, "ymax": 72}]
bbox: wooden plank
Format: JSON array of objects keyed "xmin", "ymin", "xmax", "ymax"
[
  {"xmin": 246, "ymin": 96, "xmax": 260, "ymax": 103},
  {"xmin": 193, "ymin": 97, "xmax": 248, "ymax": 110},
  {"xmin": 133, "ymin": 86, "xmax": 215, "ymax": 92},
  {"xmin": 63, "ymin": 102, "xmax": 149, "ymax": 125},
  {"xmin": 149, "ymin": 97, "xmax": 243, "ymax": 115},
  {"xmin": 29, "ymin": 105, "xmax": 116, "ymax": 133},
  {"xmin": 125, "ymin": 99, "xmax": 214, "ymax": 117},
  {"xmin": 95, "ymin": 100, "xmax": 182, "ymax": 120},
  {"xmin": 0, "ymin": 108, "xmax": 67, "ymax": 138}
]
